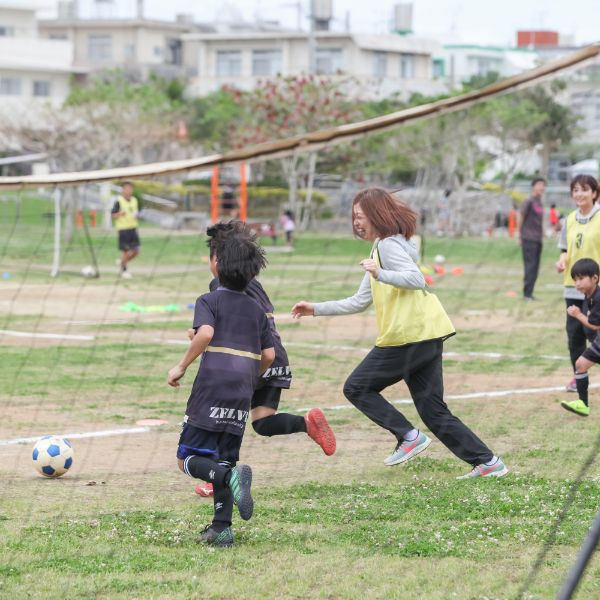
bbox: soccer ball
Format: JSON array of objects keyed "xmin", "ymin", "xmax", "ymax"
[
  {"xmin": 81, "ymin": 265, "xmax": 97, "ymax": 278},
  {"xmin": 434, "ymin": 254, "xmax": 446, "ymax": 265},
  {"xmin": 32, "ymin": 436, "xmax": 74, "ymax": 478}
]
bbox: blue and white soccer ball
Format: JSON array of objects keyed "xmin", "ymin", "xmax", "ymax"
[{"xmin": 32, "ymin": 436, "xmax": 74, "ymax": 478}]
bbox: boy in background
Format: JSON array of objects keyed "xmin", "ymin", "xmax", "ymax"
[
  {"xmin": 563, "ymin": 257, "xmax": 600, "ymax": 417},
  {"xmin": 168, "ymin": 225, "xmax": 275, "ymax": 546},
  {"xmin": 195, "ymin": 222, "xmax": 336, "ymax": 497}
]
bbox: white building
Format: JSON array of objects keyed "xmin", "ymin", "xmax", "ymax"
[
  {"xmin": 438, "ymin": 44, "xmax": 539, "ymax": 88},
  {"xmin": 39, "ymin": 15, "xmax": 211, "ymax": 81},
  {"xmin": 0, "ymin": 1, "xmax": 81, "ymax": 105},
  {"xmin": 183, "ymin": 30, "xmax": 444, "ymax": 100}
]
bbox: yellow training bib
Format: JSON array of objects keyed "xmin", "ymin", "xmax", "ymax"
[
  {"xmin": 370, "ymin": 247, "xmax": 455, "ymax": 347},
  {"xmin": 563, "ymin": 211, "xmax": 600, "ymax": 287},
  {"xmin": 115, "ymin": 195, "xmax": 139, "ymax": 231}
]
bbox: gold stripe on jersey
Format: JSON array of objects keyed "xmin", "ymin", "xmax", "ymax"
[
  {"xmin": 205, "ymin": 345, "xmax": 261, "ymax": 360},
  {"xmin": 265, "ymin": 312, "xmax": 274, "ymax": 319},
  {"xmin": 564, "ymin": 211, "xmax": 600, "ymax": 287}
]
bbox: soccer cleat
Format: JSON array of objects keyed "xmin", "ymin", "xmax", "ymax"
[
  {"xmin": 195, "ymin": 482, "xmax": 214, "ymax": 497},
  {"xmin": 229, "ymin": 464, "xmax": 253, "ymax": 520},
  {"xmin": 305, "ymin": 408, "xmax": 336, "ymax": 456},
  {"xmin": 198, "ymin": 524, "xmax": 233, "ymax": 547},
  {"xmin": 561, "ymin": 399, "xmax": 590, "ymax": 417},
  {"xmin": 456, "ymin": 458, "xmax": 509, "ymax": 480},
  {"xmin": 120, "ymin": 270, "xmax": 132, "ymax": 279},
  {"xmin": 566, "ymin": 378, "xmax": 577, "ymax": 393},
  {"xmin": 383, "ymin": 431, "xmax": 432, "ymax": 466}
]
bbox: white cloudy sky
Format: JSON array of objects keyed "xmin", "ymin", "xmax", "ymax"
[{"xmin": 43, "ymin": 0, "xmax": 600, "ymax": 46}]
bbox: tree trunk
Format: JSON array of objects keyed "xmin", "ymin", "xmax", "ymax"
[{"xmin": 299, "ymin": 152, "xmax": 317, "ymax": 231}]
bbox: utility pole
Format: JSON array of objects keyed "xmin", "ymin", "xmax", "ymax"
[{"xmin": 308, "ymin": 2, "xmax": 316, "ymax": 74}]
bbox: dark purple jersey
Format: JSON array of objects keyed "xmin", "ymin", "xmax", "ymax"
[
  {"xmin": 185, "ymin": 288, "xmax": 273, "ymax": 435},
  {"xmin": 210, "ymin": 278, "xmax": 291, "ymax": 389}
]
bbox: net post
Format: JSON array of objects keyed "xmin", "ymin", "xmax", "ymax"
[{"xmin": 50, "ymin": 187, "xmax": 61, "ymax": 278}]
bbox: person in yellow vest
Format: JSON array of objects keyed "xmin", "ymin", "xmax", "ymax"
[
  {"xmin": 111, "ymin": 182, "xmax": 140, "ymax": 279},
  {"xmin": 556, "ymin": 175, "xmax": 600, "ymax": 404},
  {"xmin": 292, "ymin": 187, "xmax": 508, "ymax": 479}
]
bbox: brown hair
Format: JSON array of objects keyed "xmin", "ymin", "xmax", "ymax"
[
  {"xmin": 570, "ymin": 174, "xmax": 599, "ymax": 203},
  {"xmin": 352, "ymin": 187, "xmax": 417, "ymax": 240}
]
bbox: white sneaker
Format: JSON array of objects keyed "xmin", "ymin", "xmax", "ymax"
[
  {"xmin": 383, "ymin": 432, "xmax": 432, "ymax": 466},
  {"xmin": 121, "ymin": 271, "xmax": 132, "ymax": 279}
]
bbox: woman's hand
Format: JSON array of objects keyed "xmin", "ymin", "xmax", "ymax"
[
  {"xmin": 291, "ymin": 301, "xmax": 315, "ymax": 318},
  {"xmin": 360, "ymin": 258, "xmax": 380, "ymax": 279},
  {"xmin": 556, "ymin": 253, "xmax": 567, "ymax": 273}
]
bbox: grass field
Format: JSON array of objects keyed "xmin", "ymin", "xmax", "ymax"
[{"xmin": 1, "ymin": 195, "xmax": 599, "ymax": 599}]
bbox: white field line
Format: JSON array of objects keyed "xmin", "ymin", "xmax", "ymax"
[
  {"xmin": 0, "ymin": 426, "xmax": 154, "ymax": 447},
  {"xmin": 158, "ymin": 338, "xmax": 565, "ymax": 361},
  {"xmin": 0, "ymin": 329, "xmax": 95, "ymax": 341},
  {"xmin": 295, "ymin": 383, "xmax": 600, "ymax": 412}
]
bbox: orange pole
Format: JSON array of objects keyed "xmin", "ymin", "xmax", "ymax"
[
  {"xmin": 210, "ymin": 166, "xmax": 219, "ymax": 223},
  {"xmin": 76, "ymin": 209, "xmax": 83, "ymax": 229},
  {"xmin": 508, "ymin": 208, "xmax": 517, "ymax": 239},
  {"xmin": 90, "ymin": 209, "xmax": 96, "ymax": 228},
  {"xmin": 239, "ymin": 163, "xmax": 247, "ymax": 222}
]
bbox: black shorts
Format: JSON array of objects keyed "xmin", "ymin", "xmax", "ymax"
[
  {"xmin": 176, "ymin": 422, "xmax": 241, "ymax": 462},
  {"xmin": 251, "ymin": 385, "xmax": 282, "ymax": 410},
  {"xmin": 582, "ymin": 343, "xmax": 600, "ymax": 364},
  {"xmin": 118, "ymin": 228, "xmax": 140, "ymax": 251}
]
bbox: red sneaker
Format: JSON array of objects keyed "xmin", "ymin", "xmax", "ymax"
[
  {"xmin": 305, "ymin": 408, "xmax": 336, "ymax": 456},
  {"xmin": 195, "ymin": 482, "xmax": 214, "ymax": 497}
]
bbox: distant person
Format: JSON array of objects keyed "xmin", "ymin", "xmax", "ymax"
[
  {"xmin": 221, "ymin": 185, "xmax": 238, "ymax": 218},
  {"xmin": 436, "ymin": 189, "xmax": 451, "ymax": 236},
  {"xmin": 167, "ymin": 226, "xmax": 275, "ymax": 547},
  {"xmin": 111, "ymin": 181, "xmax": 140, "ymax": 279},
  {"xmin": 562, "ymin": 258, "xmax": 600, "ymax": 417},
  {"xmin": 280, "ymin": 210, "xmax": 296, "ymax": 245},
  {"xmin": 508, "ymin": 204, "xmax": 518, "ymax": 239},
  {"xmin": 520, "ymin": 177, "xmax": 546, "ymax": 300},
  {"xmin": 549, "ymin": 203, "xmax": 560, "ymax": 235},
  {"xmin": 556, "ymin": 175, "xmax": 600, "ymax": 393}
]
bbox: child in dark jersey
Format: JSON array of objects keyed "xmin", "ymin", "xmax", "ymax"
[
  {"xmin": 194, "ymin": 222, "xmax": 336, "ymax": 498},
  {"xmin": 168, "ymin": 225, "xmax": 275, "ymax": 547},
  {"xmin": 562, "ymin": 258, "xmax": 600, "ymax": 417}
]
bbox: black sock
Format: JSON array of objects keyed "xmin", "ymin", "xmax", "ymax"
[
  {"xmin": 212, "ymin": 477, "xmax": 234, "ymax": 530},
  {"xmin": 252, "ymin": 413, "xmax": 306, "ymax": 436},
  {"xmin": 575, "ymin": 372, "xmax": 589, "ymax": 406},
  {"xmin": 184, "ymin": 455, "xmax": 230, "ymax": 486}
]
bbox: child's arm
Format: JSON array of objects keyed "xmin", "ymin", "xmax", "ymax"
[
  {"xmin": 566, "ymin": 306, "xmax": 600, "ymax": 330},
  {"xmin": 168, "ymin": 325, "xmax": 214, "ymax": 387},
  {"xmin": 259, "ymin": 347, "xmax": 275, "ymax": 375}
]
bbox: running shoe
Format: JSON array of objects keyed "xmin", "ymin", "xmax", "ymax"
[
  {"xmin": 120, "ymin": 270, "xmax": 132, "ymax": 279},
  {"xmin": 456, "ymin": 458, "xmax": 509, "ymax": 479},
  {"xmin": 195, "ymin": 482, "xmax": 214, "ymax": 497},
  {"xmin": 305, "ymin": 408, "xmax": 336, "ymax": 456},
  {"xmin": 566, "ymin": 378, "xmax": 577, "ymax": 393},
  {"xmin": 383, "ymin": 431, "xmax": 431, "ymax": 466},
  {"xmin": 560, "ymin": 399, "xmax": 590, "ymax": 417},
  {"xmin": 229, "ymin": 464, "xmax": 253, "ymax": 520},
  {"xmin": 198, "ymin": 524, "xmax": 233, "ymax": 547}
]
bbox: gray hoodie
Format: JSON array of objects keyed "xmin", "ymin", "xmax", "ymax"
[{"xmin": 314, "ymin": 235, "xmax": 425, "ymax": 316}]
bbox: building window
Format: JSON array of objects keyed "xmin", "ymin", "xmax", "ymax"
[
  {"xmin": 49, "ymin": 33, "xmax": 68, "ymax": 40},
  {"xmin": 153, "ymin": 46, "xmax": 163, "ymax": 57},
  {"xmin": 252, "ymin": 49, "xmax": 282, "ymax": 77},
  {"xmin": 432, "ymin": 57, "xmax": 444, "ymax": 78},
  {"xmin": 0, "ymin": 25, "xmax": 15, "ymax": 37},
  {"xmin": 316, "ymin": 48, "xmax": 343, "ymax": 75},
  {"xmin": 33, "ymin": 81, "xmax": 51, "ymax": 97},
  {"xmin": 216, "ymin": 50, "xmax": 242, "ymax": 77},
  {"xmin": 373, "ymin": 51, "xmax": 387, "ymax": 78},
  {"xmin": 167, "ymin": 39, "xmax": 182, "ymax": 65},
  {"xmin": 88, "ymin": 34, "xmax": 112, "ymax": 60},
  {"xmin": 0, "ymin": 77, "xmax": 21, "ymax": 95},
  {"xmin": 124, "ymin": 44, "xmax": 136, "ymax": 60},
  {"xmin": 400, "ymin": 53, "xmax": 415, "ymax": 78}
]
